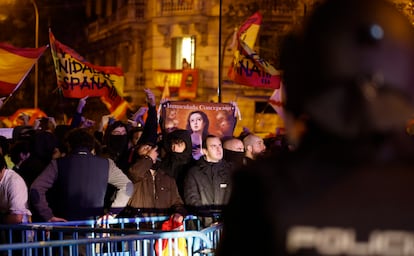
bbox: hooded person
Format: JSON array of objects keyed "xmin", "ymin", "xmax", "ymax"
[
  {"xmin": 17, "ymin": 130, "xmax": 58, "ymax": 189},
  {"xmin": 160, "ymin": 129, "xmax": 195, "ymax": 199},
  {"xmin": 217, "ymin": 0, "xmax": 414, "ymax": 255},
  {"xmin": 101, "ymin": 120, "xmax": 130, "ymax": 172},
  {"xmin": 222, "ymin": 137, "xmax": 245, "ymax": 171}
]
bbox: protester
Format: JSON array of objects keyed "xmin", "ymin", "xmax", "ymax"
[
  {"xmin": 128, "ymin": 126, "xmax": 144, "ymax": 149},
  {"xmin": 263, "ymin": 134, "xmax": 291, "ymax": 156},
  {"xmin": 0, "ymin": 154, "xmax": 31, "ymax": 224},
  {"xmin": 159, "ymin": 129, "xmax": 194, "ymax": 198},
  {"xmin": 121, "ymin": 143, "xmax": 186, "ymax": 222},
  {"xmin": 0, "ymin": 136, "xmax": 12, "ymax": 169},
  {"xmin": 125, "ymin": 88, "xmax": 159, "ymax": 169},
  {"xmin": 133, "ymin": 89, "xmax": 159, "ymax": 147},
  {"xmin": 101, "ymin": 120, "xmax": 131, "ymax": 171},
  {"xmin": 242, "ymin": 133, "xmax": 266, "ymax": 165},
  {"xmin": 53, "ymin": 124, "xmax": 72, "ymax": 156},
  {"xmin": 69, "ymin": 96, "xmax": 96, "ymax": 130},
  {"xmin": 222, "ymin": 137, "xmax": 245, "ymax": 171},
  {"xmin": 30, "ymin": 128, "xmax": 133, "ymax": 221},
  {"xmin": 184, "ymin": 135, "xmax": 232, "ymax": 226},
  {"xmin": 129, "ymin": 106, "xmax": 148, "ymax": 128},
  {"xmin": 0, "ymin": 153, "xmax": 31, "ymax": 251},
  {"xmin": 237, "ymin": 126, "xmax": 252, "ymax": 141},
  {"xmin": 9, "ymin": 140, "xmax": 30, "ymax": 172},
  {"xmin": 34, "ymin": 117, "xmax": 57, "ymax": 133},
  {"xmin": 16, "ymin": 130, "xmax": 58, "ymax": 189},
  {"xmin": 223, "ymin": 137, "xmax": 244, "ymax": 153},
  {"xmin": 217, "ymin": 0, "xmax": 414, "ymax": 255}
]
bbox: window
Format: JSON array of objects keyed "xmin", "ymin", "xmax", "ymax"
[
  {"xmin": 171, "ymin": 36, "xmax": 195, "ymax": 69},
  {"xmin": 98, "ymin": 0, "xmax": 106, "ymax": 18},
  {"xmin": 255, "ymin": 101, "xmax": 276, "ymax": 114},
  {"xmin": 112, "ymin": 0, "xmax": 118, "ymax": 14}
]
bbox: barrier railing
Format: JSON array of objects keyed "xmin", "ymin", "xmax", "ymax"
[
  {"xmin": 0, "ymin": 231, "xmax": 215, "ymax": 256},
  {"xmin": 0, "ymin": 215, "xmax": 222, "ymax": 256}
]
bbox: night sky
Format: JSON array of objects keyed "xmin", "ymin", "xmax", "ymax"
[{"xmin": 0, "ymin": 0, "xmax": 99, "ymax": 118}]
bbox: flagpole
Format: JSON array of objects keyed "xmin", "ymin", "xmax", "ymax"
[
  {"xmin": 31, "ymin": 0, "xmax": 39, "ymax": 109},
  {"xmin": 218, "ymin": 0, "xmax": 222, "ymax": 103}
]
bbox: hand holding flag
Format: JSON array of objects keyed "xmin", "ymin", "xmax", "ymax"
[{"xmin": 49, "ymin": 30, "xmax": 126, "ymax": 115}]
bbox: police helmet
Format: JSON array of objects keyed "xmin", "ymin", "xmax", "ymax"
[{"xmin": 282, "ymin": 0, "xmax": 414, "ymax": 138}]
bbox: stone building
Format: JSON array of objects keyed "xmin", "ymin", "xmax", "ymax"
[{"xmin": 84, "ymin": 0, "xmax": 315, "ymax": 136}]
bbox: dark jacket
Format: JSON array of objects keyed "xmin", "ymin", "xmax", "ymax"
[
  {"xmin": 160, "ymin": 129, "xmax": 195, "ymax": 198},
  {"xmin": 217, "ymin": 132, "xmax": 414, "ymax": 256},
  {"xmin": 223, "ymin": 149, "xmax": 245, "ymax": 171},
  {"xmin": 126, "ymin": 104, "xmax": 160, "ymax": 171},
  {"xmin": 136, "ymin": 104, "xmax": 158, "ymax": 146},
  {"xmin": 17, "ymin": 130, "xmax": 57, "ymax": 188},
  {"xmin": 100, "ymin": 121, "xmax": 130, "ymax": 172},
  {"xmin": 30, "ymin": 148, "xmax": 132, "ymax": 221},
  {"xmin": 126, "ymin": 156, "xmax": 186, "ymax": 216},
  {"xmin": 184, "ymin": 157, "xmax": 232, "ymax": 207},
  {"xmin": 30, "ymin": 150, "xmax": 109, "ymax": 221}
]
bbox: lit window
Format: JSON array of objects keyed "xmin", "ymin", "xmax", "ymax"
[{"xmin": 171, "ymin": 36, "xmax": 195, "ymax": 69}]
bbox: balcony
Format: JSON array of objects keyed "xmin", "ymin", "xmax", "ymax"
[
  {"xmin": 260, "ymin": 0, "xmax": 303, "ymax": 17},
  {"xmin": 159, "ymin": 0, "xmax": 205, "ymax": 16},
  {"xmin": 162, "ymin": 1, "xmax": 193, "ymax": 12},
  {"xmin": 87, "ymin": 2, "xmax": 146, "ymax": 41}
]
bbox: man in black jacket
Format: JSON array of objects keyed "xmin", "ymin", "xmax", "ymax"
[
  {"xmin": 217, "ymin": 0, "xmax": 414, "ymax": 255},
  {"xmin": 184, "ymin": 135, "xmax": 232, "ymax": 226}
]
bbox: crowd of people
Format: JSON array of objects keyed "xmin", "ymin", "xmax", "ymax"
[
  {"xmin": 0, "ymin": 86, "xmax": 283, "ymax": 231},
  {"xmin": 3, "ymin": 0, "xmax": 414, "ymax": 254}
]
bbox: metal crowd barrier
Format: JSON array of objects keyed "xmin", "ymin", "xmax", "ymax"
[{"xmin": 0, "ymin": 215, "xmax": 222, "ymax": 256}]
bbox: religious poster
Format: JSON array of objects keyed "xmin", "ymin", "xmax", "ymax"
[
  {"xmin": 161, "ymin": 101, "xmax": 237, "ymax": 159},
  {"xmin": 161, "ymin": 101, "xmax": 237, "ymax": 137}
]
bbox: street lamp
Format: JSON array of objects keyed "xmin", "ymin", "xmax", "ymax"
[{"xmin": 30, "ymin": 0, "xmax": 39, "ymax": 109}]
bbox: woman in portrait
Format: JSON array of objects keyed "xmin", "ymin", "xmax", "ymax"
[{"xmin": 186, "ymin": 110, "xmax": 209, "ymax": 160}]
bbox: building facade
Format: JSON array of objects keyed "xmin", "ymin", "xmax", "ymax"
[{"xmin": 84, "ymin": 0, "xmax": 314, "ymax": 136}]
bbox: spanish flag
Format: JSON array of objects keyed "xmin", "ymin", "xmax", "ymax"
[
  {"xmin": 178, "ymin": 69, "xmax": 198, "ymax": 99},
  {"xmin": 228, "ymin": 12, "xmax": 281, "ymax": 89},
  {"xmin": 49, "ymin": 31, "xmax": 126, "ymax": 113},
  {"xmin": 0, "ymin": 43, "xmax": 47, "ymax": 97}
]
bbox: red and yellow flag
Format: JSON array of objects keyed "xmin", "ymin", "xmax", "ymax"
[
  {"xmin": 49, "ymin": 31, "xmax": 125, "ymax": 113},
  {"xmin": 153, "ymin": 69, "xmax": 182, "ymax": 97},
  {"xmin": 228, "ymin": 12, "xmax": 281, "ymax": 89},
  {"xmin": 1, "ymin": 108, "xmax": 47, "ymax": 128},
  {"xmin": 178, "ymin": 69, "xmax": 198, "ymax": 99},
  {"xmin": 154, "ymin": 69, "xmax": 199, "ymax": 100},
  {"xmin": 0, "ymin": 43, "xmax": 47, "ymax": 97}
]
